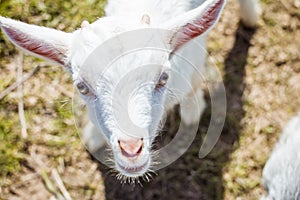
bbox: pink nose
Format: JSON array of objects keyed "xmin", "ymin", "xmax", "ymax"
[{"xmin": 118, "ymin": 138, "xmax": 143, "ymax": 158}]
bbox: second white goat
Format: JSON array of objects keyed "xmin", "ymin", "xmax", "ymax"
[{"xmin": 261, "ymin": 113, "xmax": 300, "ymax": 200}]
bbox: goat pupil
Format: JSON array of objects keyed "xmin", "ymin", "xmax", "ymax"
[
  {"xmin": 159, "ymin": 72, "xmax": 168, "ymax": 85},
  {"xmin": 154, "ymin": 72, "xmax": 169, "ymax": 91},
  {"xmin": 77, "ymin": 82, "xmax": 89, "ymax": 95}
]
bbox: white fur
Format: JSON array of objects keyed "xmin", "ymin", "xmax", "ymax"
[
  {"xmin": 237, "ymin": 0, "xmax": 261, "ymax": 27},
  {"xmin": 0, "ymin": 0, "xmax": 260, "ymax": 178},
  {"xmin": 261, "ymin": 113, "xmax": 300, "ymax": 200}
]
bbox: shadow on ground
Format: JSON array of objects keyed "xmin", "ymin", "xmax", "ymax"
[{"xmin": 94, "ymin": 24, "xmax": 257, "ymax": 200}]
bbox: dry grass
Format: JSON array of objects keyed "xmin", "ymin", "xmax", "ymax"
[
  {"xmin": 209, "ymin": 0, "xmax": 300, "ymax": 199},
  {"xmin": 0, "ymin": 0, "xmax": 106, "ymax": 199},
  {"xmin": 0, "ymin": 0, "xmax": 299, "ymax": 199}
]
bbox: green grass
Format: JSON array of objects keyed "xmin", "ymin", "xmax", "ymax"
[
  {"xmin": 0, "ymin": 0, "xmax": 106, "ymax": 186},
  {"xmin": 0, "ymin": 113, "xmax": 24, "ymax": 180},
  {"xmin": 0, "ymin": 0, "xmax": 107, "ymax": 56}
]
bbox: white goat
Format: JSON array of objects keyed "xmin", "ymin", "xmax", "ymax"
[
  {"xmin": 0, "ymin": 0, "xmax": 260, "ymax": 179},
  {"xmin": 261, "ymin": 113, "xmax": 300, "ymax": 200}
]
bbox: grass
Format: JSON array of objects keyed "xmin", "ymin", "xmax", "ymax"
[
  {"xmin": 0, "ymin": 0, "xmax": 106, "ymax": 199},
  {"xmin": 0, "ymin": 0, "xmax": 106, "ymax": 56},
  {"xmin": 0, "ymin": 114, "xmax": 24, "ymax": 178}
]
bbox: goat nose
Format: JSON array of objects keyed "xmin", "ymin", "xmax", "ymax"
[{"xmin": 118, "ymin": 138, "xmax": 143, "ymax": 158}]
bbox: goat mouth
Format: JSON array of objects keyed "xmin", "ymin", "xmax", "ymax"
[{"xmin": 116, "ymin": 158, "xmax": 150, "ymax": 176}]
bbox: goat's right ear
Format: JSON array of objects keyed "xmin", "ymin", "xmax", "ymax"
[{"xmin": 0, "ymin": 16, "xmax": 72, "ymax": 67}]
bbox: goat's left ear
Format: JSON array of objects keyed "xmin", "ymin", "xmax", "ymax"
[
  {"xmin": 163, "ymin": 0, "xmax": 226, "ymax": 53},
  {"xmin": 0, "ymin": 16, "xmax": 72, "ymax": 67}
]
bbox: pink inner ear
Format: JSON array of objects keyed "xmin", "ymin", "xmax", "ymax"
[
  {"xmin": 171, "ymin": 0, "xmax": 224, "ymax": 52},
  {"xmin": 2, "ymin": 26, "xmax": 67, "ymax": 65}
]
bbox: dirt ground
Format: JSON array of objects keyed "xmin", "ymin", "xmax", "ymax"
[{"xmin": 0, "ymin": 0, "xmax": 299, "ymax": 199}]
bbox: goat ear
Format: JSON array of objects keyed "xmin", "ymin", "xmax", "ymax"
[
  {"xmin": 163, "ymin": 0, "xmax": 225, "ymax": 53},
  {"xmin": 0, "ymin": 16, "xmax": 72, "ymax": 67}
]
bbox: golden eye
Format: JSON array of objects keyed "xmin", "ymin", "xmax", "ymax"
[
  {"xmin": 155, "ymin": 72, "xmax": 169, "ymax": 90},
  {"xmin": 77, "ymin": 82, "xmax": 90, "ymax": 95}
]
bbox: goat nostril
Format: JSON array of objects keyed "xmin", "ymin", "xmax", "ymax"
[
  {"xmin": 118, "ymin": 139, "xmax": 143, "ymax": 158},
  {"xmin": 136, "ymin": 145, "xmax": 143, "ymax": 154}
]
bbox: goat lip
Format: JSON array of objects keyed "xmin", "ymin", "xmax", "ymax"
[{"xmin": 116, "ymin": 158, "xmax": 150, "ymax": 176}]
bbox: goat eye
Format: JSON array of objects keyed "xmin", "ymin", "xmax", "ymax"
[
  {"xmin": 158, "ymin": 72, "xmax": 169, "ymax": 85},
  {"xmin": 76, "ymin": 82, "xmax": 90, "ymax": 95},
  {"xmin": 155, "ymin": 72, "xmax": 169, "ymax": 90}
]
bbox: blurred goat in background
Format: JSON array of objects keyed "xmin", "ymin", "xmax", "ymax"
[{"xmin": 261, "ymin": 113, "xmax": 300, "ymax": 200}]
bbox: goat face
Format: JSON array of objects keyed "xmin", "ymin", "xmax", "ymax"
[
  {"xmin": 79, "ymin": 44, "xmax": 172, "ymax": 177},
  {"xmin": 0, "ymin": 0, "xmax": 225, "ymax": 178}
]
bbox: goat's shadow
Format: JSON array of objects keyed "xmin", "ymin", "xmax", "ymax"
[{"xmin": 94, "ymin": 23, "xmax": 257, "ymax": 200}]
